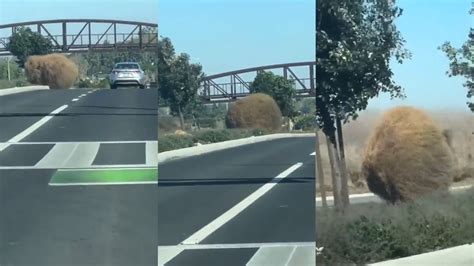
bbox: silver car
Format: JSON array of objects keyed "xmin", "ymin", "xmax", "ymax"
[{"xmin": 109, "ymin": 62, "xmax": 147, "ymax": 89}]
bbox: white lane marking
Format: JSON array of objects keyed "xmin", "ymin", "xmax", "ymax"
[
  {"xmin": 158, "ymin": 242, "xmax": 314, "ymax": 266},
  {"xmin": 0, "ymin": 105, "xmax": 68, "ymax": 152},
  {"xmin": 79, "ymin": 94, "xmax": 87, "ymax": 97},
  {"xmin": 72, "ymin": 98, "xmax": 79, "ymax": 101},
  {"xmin": 49, "ymin": 181, "xmax": 157, "ymax": 186},
  {"xmin": 35, "ymin": 143, "xmax": 75, "ymax": 168},
  {"xmin": 310, "ymin": 152, "xmax": 315, "ymax": 156},
  {"xmin": 3, "ymin": 140, "xmax": 157, "ymax": 145},
  {"xmin": 284, "ymin": 246, "xmax": 298, "ymax": 266},
  {"xmin": 247, "ymin": 246, "xmax": 295, "ymax": 266},
  {"xmin": 182, "ymin": 163, "xmax": 303, "ymax": 245},
  {"xmin": 146, "ymin": 141, "xmax": 158, "ymax": 166},
  {"xmin": 60, "ymin": 167, "xmax": 156, "ymax": 171},
  {"xmin": 62, "ymin": 142, "xmax": 100, "ymax": 168},
  {"xmin": 159, "ymin": 163, "xmax": 303, "ymax": 265},
  {"xmin": 158, "ymin": 246, "xmax": 186, "ymax": 266},
  {"xmin": 285, "ymin": 246, "xmax": 315, "ymax": 266},
  {"xmin": 0, "ymin": 164, "xmax": 154, "ymax": 170}
]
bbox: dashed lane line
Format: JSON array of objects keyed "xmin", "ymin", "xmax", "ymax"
[{"xmin": 0, "ymin": 104, "xmax": 68, "ymax": 152}]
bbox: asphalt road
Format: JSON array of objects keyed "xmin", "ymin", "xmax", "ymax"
[
  {"xmin": 158, "ymin": 137, "xmax": 316, "ymax": 265},
  {"xmin": 0, "ymin": 88, "xmax": 158, "ymax": 266}
]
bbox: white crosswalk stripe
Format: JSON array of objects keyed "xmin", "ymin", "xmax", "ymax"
[
  {"xmin": 157, "ymin": 242, "xmax": 315, "ymax": 266},
  {"xmin": 0, "ymin": 141, "xmax": 157, "ymax": 169}
]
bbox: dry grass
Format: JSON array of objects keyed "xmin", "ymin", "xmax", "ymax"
[
  {"xmin": 226, "ymin": 93, "xmax": 282, "ymax": 131},
  {"xmin": 25, "ymin": 53, "xmax": 79, "ymax": 89},
  {"xmin": 316, "ymin": 108, "xmax": 474, "ymax": 196},
  {"xmin": 361, "ymin": 106, "xmax": 455, "ymax": 202}
]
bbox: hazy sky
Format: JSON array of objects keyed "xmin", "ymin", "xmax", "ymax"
[{"xmin": 1, "ymin": 0, "xmax": 472, "ymax": 112}]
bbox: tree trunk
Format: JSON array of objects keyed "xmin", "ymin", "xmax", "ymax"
[
  {"xmin": 315, "ymin": 127, "xmax": 328, "ymax": 209},
  {"xmin": 178, "ymin": 106, "xmax": 185, "ymax": 130},
  {"xmin": 336, "ymin": 117, "xmax": 350, "ymax": 207},
  {"xmin": 326, "ymin": 134, "xmax": 342, "ymax": 210}
]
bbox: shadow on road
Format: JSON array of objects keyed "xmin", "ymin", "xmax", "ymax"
[{"xmin": 158, "ymin": 177, "xmax": 314, "ymax": 187}]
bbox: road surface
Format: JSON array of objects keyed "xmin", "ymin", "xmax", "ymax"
[
  {"xmin": 0, "ymin": 88, "xmax": 158, "ymax": 266},
  {"xmin": 158, "ymin": 137, "xmax": 316, "ymax": 265}
]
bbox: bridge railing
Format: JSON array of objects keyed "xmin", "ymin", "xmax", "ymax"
[{"xmin": 0, "ymin": 32, "xmax": 157, "ymax": 54}]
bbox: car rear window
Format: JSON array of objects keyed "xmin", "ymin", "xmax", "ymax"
[{"xmin": 115, "ymin": 64, "xmax": 139, "ymax": 69}]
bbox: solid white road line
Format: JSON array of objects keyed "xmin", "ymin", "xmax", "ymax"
[
  {"xmin": 35, "ymin": 143, "xmax": 76, "ymax": 168},
  {"xmin": 5, "ymin": 140, "xmax": 157, "ymax": 145},
  {"xmin": 0, "ymin": 105, "xmax": 68, "ymax": 152},
  {"xmin": 146, "ymin": 141, "xmax": 158, "ymax": 166},
  {"xmin": 62, "ymin": 142, "xmax": 99, "ymax": 168},
  {"xmin": 246, "ymin": 246, "xmax": 295, "ymax": 266},
  {"xmin": 157, "ymin": 242, "xmax": 315, "ymax": 266},
  {"xmin": 181, "ymin": 162, "xmax": 303, "ymax": 245},
  {"xmin": 0, "ymin": 164, "xmax": 153, "ymax": 170},
  {"xmin": 285, "ymin": 246, "xmax": 315, "ymax": 266},
  {"xmin": 49, "ymin": 181, "xmax": 157, "ymax": 186},
  {"xmin": 158, "ymin": 163, "xmax": 303, "ymax": 264}
]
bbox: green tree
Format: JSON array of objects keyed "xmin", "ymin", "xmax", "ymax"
[
  {"xmin": 6, "ymin": 27, "xmax": 53, "ymax": 67},
  {"xmin": 440, "ymin": 5, "xmax": 473, "ymax": 112},
  {"xmin": 158, "ymin": 37, "xmax": 204, "ymax": 128},
  {"xmin": 0, "ymin": 58, "xmax": 24, "ymax": 80},
  {"xmin": 249, "ymin": 71, "xmax": 297, "ymax": 118},
  {"xmin": 316, "ymin": 0, "xmax": 410, "ymax": 209}
]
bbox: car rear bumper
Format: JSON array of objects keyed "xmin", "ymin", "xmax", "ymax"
[{"xmin": 110, "ymin": 77, "xmax": 146, "ymax": 86}]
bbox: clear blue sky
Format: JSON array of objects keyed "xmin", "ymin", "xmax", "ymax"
[
  {"xmin": 158, "ymin": 0, "xmax": 315, "ymax": 77},
  {"xmin": 1, "ymin": 0, "xmax": 472, "ymax": 111},
  {"xmin": 368, "ymin": 0, "xmax": 473, "ymax": 111}
]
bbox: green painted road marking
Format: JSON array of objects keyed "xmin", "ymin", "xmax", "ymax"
[{"xmin": 49, "ymin": 168, "xmax": 158, "ymax": 186}]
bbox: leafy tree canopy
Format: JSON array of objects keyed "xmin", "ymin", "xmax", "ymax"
[
  {"xmin": 6, "ymin": 27, "xmax": 53, "ymax": 67},
  {"xmin": 316, "ymin": 0, "xmax": 410, "ymax": 138},
  {"xmin": 440, "ymin": 5, "xmax": 473, "ymax": 112},
  {"xmin": 249, "ymin": 71, "xmax": 297, "ymax": 118}
]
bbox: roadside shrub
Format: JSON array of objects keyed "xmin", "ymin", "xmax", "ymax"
[
  {"xmin": 362, "ymin": 106, "xmax": 456, "ymax": 203},
  {"xmin": 294, "ymin": 115, "xmax": 315, "ymax": 131},
  {"xmin": 15, "ymin": 79, "xmax": 27, "ymax": 87},
  {"xmin": 158, "ymin": 134, "xmax": 194, "ymax": 152},
  {"xmin": 76, "ymin": 78, "xmax": 108, "ymax": 88},
  {"xmin": 193, "ymin": 129, "xmax": 232, "ymax": 144},
  {"xmin": 251, "ymin": 128, "xmax": 269, "ymax": 136},
  {"xmin": 197, "ymin": 117, "xmax": 217, "ymax": 128},
  {"xmin": 24, "ymin": 53, "xmax": 78, "ymax": 89},
  {"xmin": 158, "ymin": 115, "xmax": 181, "ymax": 134},
  {"xmin": 316, "ymin": 188, "xmax": 474, "ymax": 265},
  {"xmin": 226, "ymin": 93, "xmax": 282, "ymax": 131}
]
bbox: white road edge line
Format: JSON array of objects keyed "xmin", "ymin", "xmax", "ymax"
[
  {"xmin": 49, "ymin": 181, "xmax": 157, "ymax": 186},
  {"xmin": 0, "ymin": 105, "xmax": 68, "ymax": 152},
  {"xmin": 181, "ymin": 162, "xmax": 303, "ymax": 245}
]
